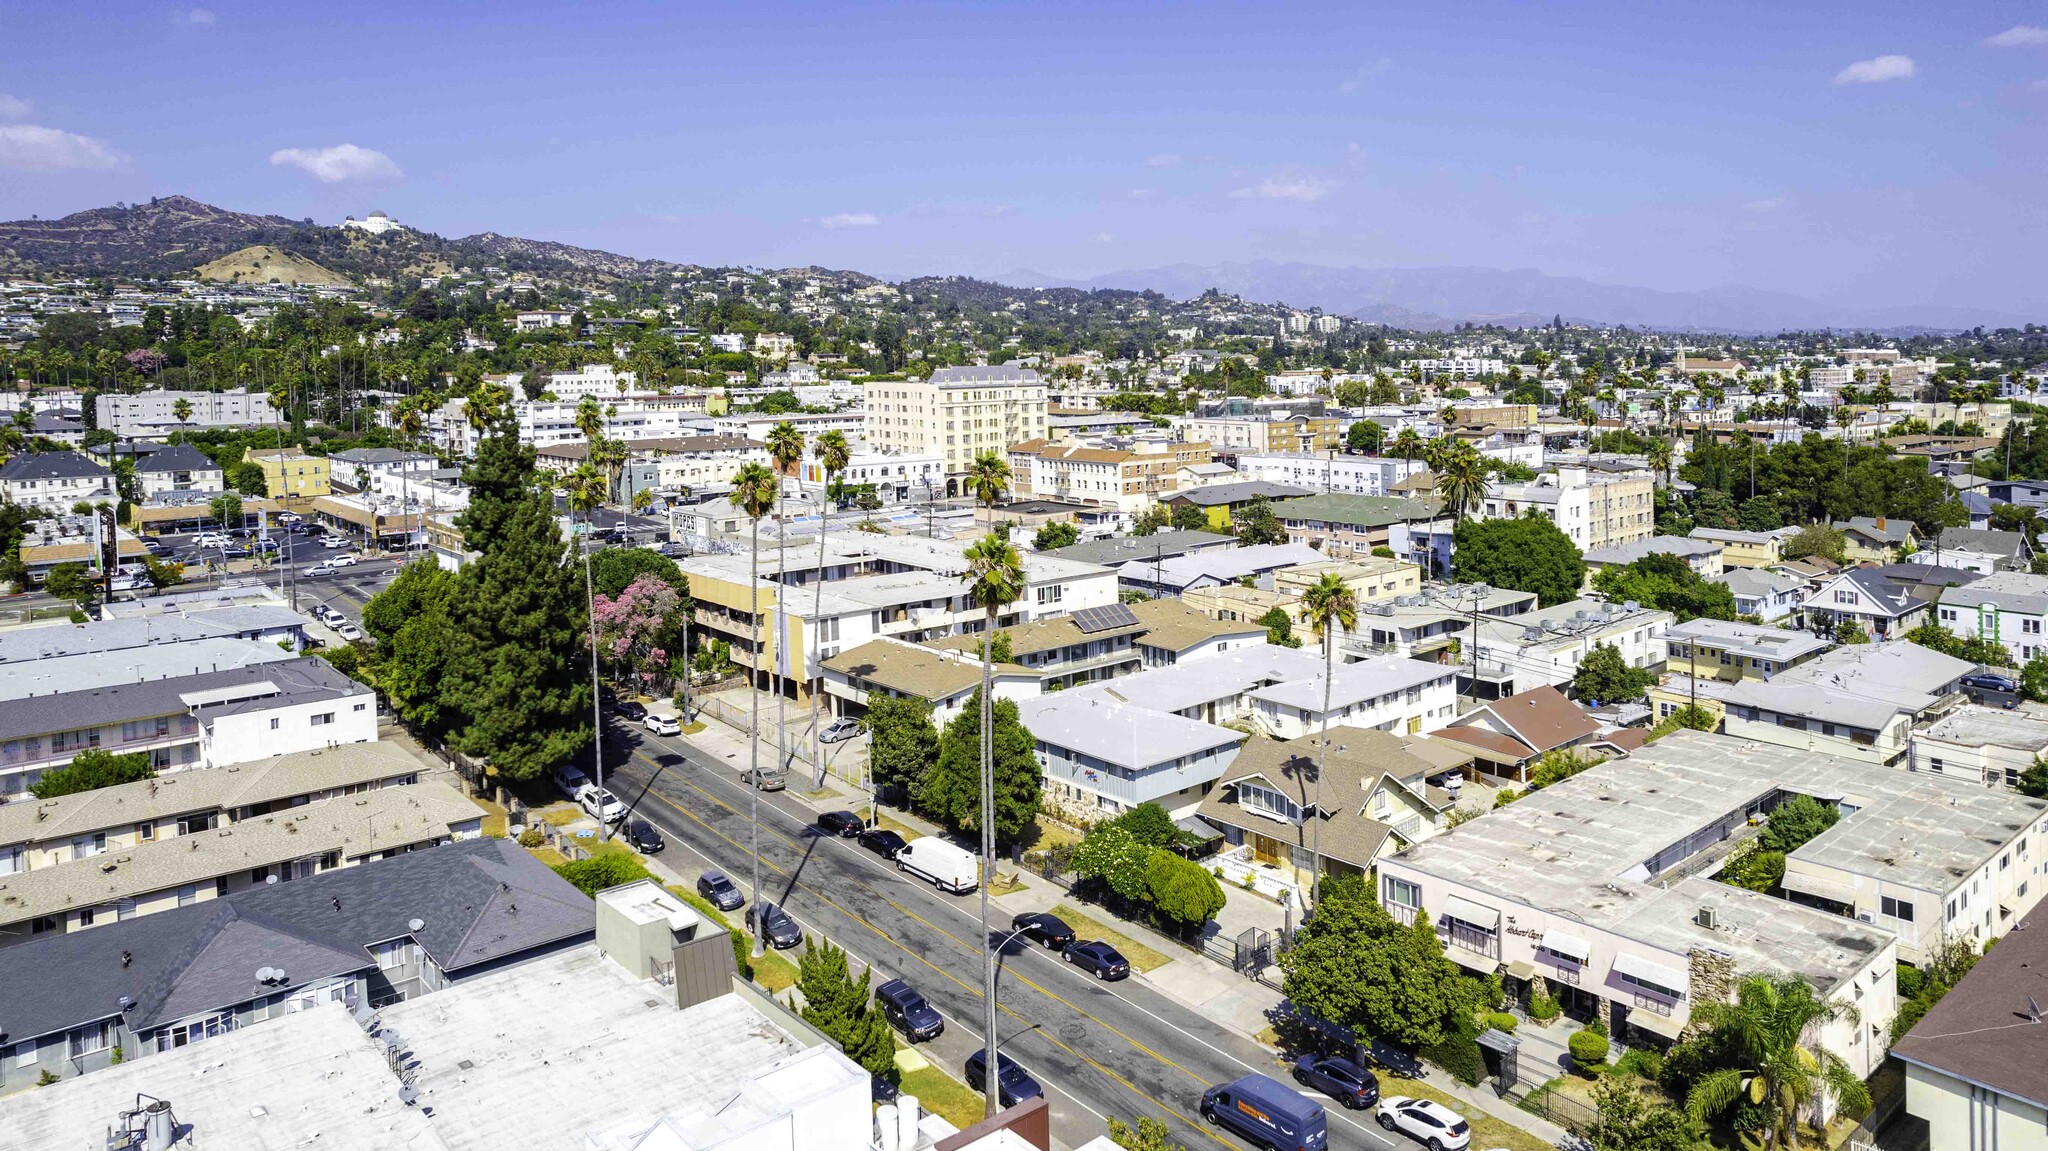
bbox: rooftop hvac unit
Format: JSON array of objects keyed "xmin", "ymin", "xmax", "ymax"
[{"xmin": 1695, "ymin": 906, "xmax": 1718, "ymax": 930}]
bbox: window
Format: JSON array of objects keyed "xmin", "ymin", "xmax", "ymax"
[
  {"xmin": 177, "ymin": 884, "xmax": 197, "ymax": 908},
  {"xmin": 1035, "ymin": 584, "xmax": 1063, "ymax": 606},
  {"xmin": 1384, "ymin": 876, "xmax": 1421, "ymax": 909},
  {"xmin": 13, "ymin": 1040, "xmax": 36, "ymax": 1067},
  {"xmin": 70, "ymin": 833, "xmax": 106, "ymax": 861},
  {"xmin": 1880, "ymin": 895, "xmax": 1915, "ymax": 922},
  {"xmin": 177, "ymin": 812, "xmax": 217, "ymax": 835},
  {"xmin": 1834, "ymin": 590, "xmax": 1856, "ymax": 604},
  {"xmin": 67, "ymin": 1021, "xmax": 111, "ymax": 1059},
  {"xmin": 310, "ymin": 712, "xmax": 335, "ymax": 727},
  {"xmin": 270, "ymin": 718, "xmax": 280, "ymax": 730},
  {"xmin": 1238, "ymin": 781, "xmax": 1300, "ymax": 821}
]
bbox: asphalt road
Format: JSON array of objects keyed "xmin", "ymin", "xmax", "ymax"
[{"xmin": 603, "ymin": 723, "xmax": 1407, "ymax": 1151}]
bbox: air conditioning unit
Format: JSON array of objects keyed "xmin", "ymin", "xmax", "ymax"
[
  {"xmin": 1856, "ymin": 911, "xmax": 1876, "ymax": 925},
  {"xmin": 1695, "ymin": 906, "xmax": 1718, "ymax": 930}
]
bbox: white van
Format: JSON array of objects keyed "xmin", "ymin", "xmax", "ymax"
[{"xmin": 894, "ymin": 837, "xmax": 980, "ymax": 894}]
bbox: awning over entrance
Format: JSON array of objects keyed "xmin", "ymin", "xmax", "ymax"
[
  {"xmin": 1541, "ymin": 928, "xmax": 1592, "ymax": 962},
  {"xmin": 1505, "ymin": 960, "xmax": 1538, "ymax": 982},
  {"xmin": 1443, "ymin": 894, "xmax": 1501, "ymax": 931},
  {"xmin": 1627, "ymin": 1008, "xmax": 1688, "ymax": 1041}
]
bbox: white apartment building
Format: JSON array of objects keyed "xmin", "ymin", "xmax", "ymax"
[
  {"xmin": 1935, "ymin": 571, "xmax": 2048, "ymax": 664},
  {"xmin": 521, "ymin": 363, "xmax": 638, "ymax": 399},
  {"xmin": 711, "ymin": 411, "xmax": 866, "ymax": 444},
  {"xmin": 95, "ymin": 389, "xmax": 285, "ymax": 438},
  {"xmin": 1006, "ymin": 439, "xmax": 1211, "ymax": 514},
  {"xmin": 1248, "ymin": 655, "xmax": 1461, "ymax": 739},
  {"xmin": 130, "ymin": 443, "xmax": 224, "ymax": 501},
  {"xmin": 513, "ymin": 310, "xmax": 575, "ymax": 331},
  {"xmin": 1470, "ymin": 598, "xmax": 1673, "ymax": 697},
  {"xmin": 792, "ymin": 444, "xmax": 943, "ymax": 504},
  {"xmin": 0, "ymin": 452, "xmax": 116, "ymax": 513},
  {"xmin": 1473, "ymin": 467, "xmax": 1654, "ymax": 552},
  {"xmin": 431, "ymin": 396, "xmax": 701, "ymax": 456},
  {"xmin": 1235, "ymin": 452, "xmax": 1427, "ymax": 497},
  {"xmin": 1400, "ymin": 357, "xmax": 1507, "ymax": 379},
  {"xmin": 862, "ymin": 365, "xmax": 1049, "ymax": 494}
]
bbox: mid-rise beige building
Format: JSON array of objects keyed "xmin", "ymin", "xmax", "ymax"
[
  {"xmin": 1006, "ymin": 439, "xmax": 1212, "ymax": 513},
  {"xmin": 1474, "ymin": 467, "xmax": 1652, "ymax": 552},
  {"xmin": 863, "ymin": 365, "xmax": 1048, "ymax": 496}
]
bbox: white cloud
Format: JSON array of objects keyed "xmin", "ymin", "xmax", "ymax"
[
  {"xmin": 818, "ymin": 212, "xmax": 880, "ymax": 229},
  {"xmin": 1338, "ymin": 57, "xmax": 1393, "ymax": 95},
  {"xmin": 0, "ymin": 94, "xmax": 32, "ymax": 122},
  {"xmin": 1833, "ymin": 55, "xmax": 1916, "ymax": 84},
  {"xmin": 1986, "ymin": 25, "xmax": 2048, "ymax": 47},
  {"xmin": 185, "ymin": 8, "xmax": 216, "ymax": 24},
  {"xmin": 1145, "ymin": 153, "xmax": 1182, "ymax": 168},
  {"xmin": 1744, "ymin": 197, "xmax": 1785, "ymax": 213},
  {"xmin": 2031, "ymin": 78, "xmax": 2048, "ymax": 91},
  {"xmin": 268, "ymin": 143, "xmax": 402, "ymax": 183},
  {"xmin": 0, "ymin": 124, "xmax": 121, "ymax": 171},
  {"xmin": 1092, "ymin": 232, "xmax": 1114, "ymax": 244},
  {"xmin": 1229, "ymin": 171, "xmax": 1336, "ymax": 202}
]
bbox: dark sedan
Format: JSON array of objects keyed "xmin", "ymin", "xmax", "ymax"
[
  {"xmin": 816, "ymin": 810, "xmax": 864, "ymax": 837},
  {"xmin": 696, "ymin": 869, "xmax": 745, "ymax": 912},
  {"xmin": 756, "ymin": 902, "xmax": 802, "ymax": 949},
  {"xmin": 1011, "ymin": 912, "xmax": 1075, "ymax": 950},
  {"xmin": 859, "ymin": 827, "xmax": 908, "ymax": 859},
  {"xmin": 964, "ymin": 1050, "xmax": 1043, "ymax": 1108},
  {"xmin": 1295, "ymin": 1053, "xmax": 1380, "ymax": 1109},
  {"xmin": 613, "ymin": 700, "xmax": 649, "ymax": 722},
  {"xmin": 1064, "ymin": 940, "xmax": 1130, "ymax": 980},
  {"xmin": 624, "ymin": 819, "xmax": 665, "ymax": 854}
]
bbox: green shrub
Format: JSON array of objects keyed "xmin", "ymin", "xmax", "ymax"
[
  {"xmin": 1530, "ymin": 993, "xmax": 1562, "ymax": 1023},
  {"xmin": 1611, "ymin": 1047, "xmax": 1664, "ymax": 1081},
  {"xmin": 1482, "ymin": 1012, "xmax": 1518, "ymax": 1034},
  {"xmin": 552, "ymin": 852, "xmax": 652, "ymax": 896},
  {"xmin": 1895, "ymin": 962, "xmax": 1926, "ymax": 1000},
  {"xmin": 1569, "ymin": 1027, "xmax": 1611, "ymax": 1075},
  {"xmin": 1421, "ymin": 1018, "xmax": 1485, "ymax": 1086},
  {"xmin": 517, "ymin": 828, "xmax": 546, "ymax": 848}
]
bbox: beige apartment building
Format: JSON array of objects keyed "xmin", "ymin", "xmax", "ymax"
[
  {"xmin": 1178, "ymin": 415, "xmax": 1343, "ymax": 454},
  {"xmin": 863, "ymin": 365, "xmax": 1049, "ymax": 495},
  {"xmin": 1475, "ymin": 467, "xmax": 1652, "ymax": 552},
  {"xmin": 1006, "ymin": 439, "xmax": 1213, "ymax": 514}
]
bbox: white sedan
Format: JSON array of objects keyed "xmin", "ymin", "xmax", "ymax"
[
  {"xmin": 1376, "ymin": 1097, "xmax": 1471, "ymax": 1151},
  {"xmin": 334, "ymin": 621, "xmax": 363, "ymax": 642}
]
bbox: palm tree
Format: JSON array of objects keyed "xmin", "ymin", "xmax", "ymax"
[
  {"xmin": 1685, "ymin": 974, "xmax": 1870, "ymax": 1148},
  {"xmin": 172, "ymin": 398, "xmax": 193, "ymax": 424},
  {"xmin": 810, "ymin": 430, "xmax": 852, "ymax": 795},
  {"xmin": 631, "ymin": 487, "xmax": 655, "ymax": 515},
  {"xmin": 962, "ymin": 529, "xmax": 1025, "ymax": 1119},
  {"xmin": 1298, "ymin": 572, "xmax": 1356, "ymax": 905},
  {"xmin": 764, "ymin": 421, "xmax": 805, "ymax": 783},
  {"xmin": 728, "ymin": 461, "xmax": 780, "ymax": 957},
  {"xmin": 1389, "ymin": 427, "xmax": 1425, "ymax": 461},
  {"xmin": 966, "ymin": 449, "xmax": 1010, "ymax": 522},
  {"xmin": 1433, "ymin": 442, "xmax": 1488, "ymax": 523},
  {"xmin": 1646, "ymin": 436, "xmax": 1674, "ymax": 488}
]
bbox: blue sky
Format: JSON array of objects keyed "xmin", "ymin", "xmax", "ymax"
[{"xmin": 2, "ymin": 1, "xmax": 2044, "ymax": 313}]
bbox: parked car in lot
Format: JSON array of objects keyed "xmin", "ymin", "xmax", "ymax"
[
  {"xmin": 755, "ymin": 902, "xmax": 802, "ymax": 949},
  {"xmin": 1377, "ymin": 1097, "xmax": 1470, "ymax": 1151},
  {"xmin": 819, "ymin": 716, "xmax": 862, "ymax": 744},
  {"xmin": 696, "ymin": 869, "xmax": 744, "ymax": 911},
  {"xmin": 816, "ymin": 810, "xmax": 863, "ymax": 837},
  {"xmin": 320, "ymin": 536, "xmax": 349, "ymax": 549},
  {"xmin": 1203, "ymin": 1074, "xmax": 1328, "ymax": 1151},
  {"xmin": 1064, "ymin": 940, "xmax": 1130, "ymax": 980},
  {"xmin": 624, "ymin": 819, "xmax": 665, "ymax": 853},
  {"xmin": 643, "ymin": 713, "xmax": 680, "ymax": 736},
  {"xmin": 964, "ymin": 1050, "xmax": 1042, "ymax": 1108},
  {"xmin": 553, "ymin": 765, "xmax": 590, "ymax": 800},
  {"xmin": 858, "ymin": 827, "xmax": 907, "ymax": 860},
  {"xmin": 578, "ymin": 785, "xmax": 627, "ymax": 824},
  {"xmin": 875, "ymin": 979, "xmax": 944, "ymax": 1042},
  {"xmin": 1011, "ymin": 912, "xmax": 1075, "ymax": 950},
  {"xmin": 1294, "ymin": 1054, "xmax": 1379, "ymax": 1110},
  {"xmin": 613, "ymin": 700, "xmax": 648, "ymax": 721},
  {"xmin": 220, "ymin": 546, "xmax": 251, "ymax": 560}
]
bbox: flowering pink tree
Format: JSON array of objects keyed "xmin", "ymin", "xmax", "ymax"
[
  {"xmin": 124, "ymin": 348, "xmax": 167, "ymax": 375},
  {"xmin": 592, "ymin": 573, "xmax": 685, "ymax": 688}
]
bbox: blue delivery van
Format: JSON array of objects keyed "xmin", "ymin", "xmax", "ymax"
[{"xmin": 1201, "ymin": 1073, "xmax": 1328, "ymax": 1151}]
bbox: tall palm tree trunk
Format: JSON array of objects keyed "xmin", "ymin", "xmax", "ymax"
[
  {"xmin": 1312, "ymin": 626, "xmax": 1330, "ymax": 908},
  {"xmin": 748, "ymin": 522, "xmax": 765, "ymax": 958},
  {"xmin": 776, "ymin": 487, "xmax": 788, "ymax": 786},
  {"xmin": 813, "ymin": 469, "xmax": 833, "ymax": 808},
  {"xmin": 980, "ymin": 637, "xmax": 998, "ymax": 1118}
]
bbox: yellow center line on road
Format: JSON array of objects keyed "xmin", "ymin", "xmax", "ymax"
[{"xmin": 626, "ymin": 750, "xmax": 1244, "ymax": 1151}]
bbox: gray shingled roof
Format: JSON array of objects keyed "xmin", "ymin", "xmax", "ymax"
[
  {"xmin": 0, "ymin": 656, "xmax": 363, "ymax": 739},
  {"xmin": 0, "ymin": 451, "xmax": 110, "ymax": 481},
  {"xmin": 0, "ymin": 838, "xmax": 591, "ymax": 1043},
  {"xmin": 132, "ymin": 442, "xmax": 223, "ymax": 475}
]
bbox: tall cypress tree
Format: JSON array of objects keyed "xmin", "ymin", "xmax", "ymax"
[{"xmin": 441, "ymin": 424, "xmax": 591, "ymax": 779}]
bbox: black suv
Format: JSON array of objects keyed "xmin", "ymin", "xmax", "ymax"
[
  {"xmin": 613, "ymin": 699, "xmax": 649, "ymax": 721},
  {"xmin": 1294, "ymin": 1053, "xmax": 1380, "ymax": 1109},
  {"xmin": 696, "ymin": 869, "xmax": 744, "ymax": 911},
  {"xmin": 875, "ymin": 978, "xmax": 944, "ymax": 1042}
]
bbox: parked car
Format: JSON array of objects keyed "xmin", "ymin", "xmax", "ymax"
[
  {"xmin": 1377, "ymin": 1097, "xmax": 1471, "ymax": 1151},
  {"xmin": 1064, "ymin": 940, "xmax": 1130, "ymax": 980},
  {"xmin": 819, "ymin": 716, "xmax": 862, "ymax": 744},
  {"xmin": 1365, "ymin": 1039, "xmax": 1427, "ymax": 1080},
  {"xmin": 1011, "ymin": 912, "xmax": 1076, "ymax": 950},
  {"xmin": 333, "ymin": 622, "xmax": 363, "ymax": 642},
  {"xmin": 964, "ymin": 1050, "xmax": 1042, "ymax": 1108},
  {"xmin": 1962, "ymin": 671, "xmax": 2020, "ymax": 695},
  {"xmin": 552, "ymin": 765, "xmax": 590, "ymax": 799},
  {"xmin": 1203, "ymin": 1074, "xmax": 1328, "ymax": 1151},
  {"xmin": 895, "ymin": 837, "xmax": 979, "ymax": 893},
  {"xmin": 643, "ymin": 713, "xmax": 680, "ymax": 736},
  {"xmin": 328, "ymin": 553, "xmax": 358, "ymax": 567},
  {"xmin": 578, "ymin": 785, "xmax": 627, "ymax": 824},
  {"xmin": 756, "ymin": 901, "xmax": 802, "ymax": 949},
  {"xmin": 613, "ymin": 700, "xmax": 648, "ymax": 721},
  {"xmin": 858, "ymin": 828, "xmax": 908, "ymax": 860},
  {"xmin": 304, "ymin": 564, "xmax": 336, "ymax": 578},
  {"xmin": 816, "ymin": 810, "xmax": 863, "ymax": 837},
  {"xmin": 624, "ymin": 819, "xmax": 665, "ymax": 853},
  {"xmin": 746, "ymin": 765, "xmax": 787, "ymax": 791},
  {"xmin": 696, "ymin": 869, "xmax": 744, "ymax": 911},
  {"xmin": 1294, "ymin": 1054, "xmax": 1379, "ymax": 1110},
  {"xmin": 874, "ymin": 978, "xmax": 944, "ymax": 1042},
  {"xmin": 320, "ymin": 536, "xmax": 349, "ymax": 550},
  {"xmin": 220, "ymin": 546, "xmax": 251, "ymax": 560}
]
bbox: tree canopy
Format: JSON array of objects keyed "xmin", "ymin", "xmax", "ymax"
[
  {"xmin": 1278, "ymin": 876, "xmax": 1472, "ymax": 1049},
  {"xmin": 1572, "ymin": 642, "xmax": 1655, "ymax": 703},
  {"xmin": 862, "ymin": 694, "xmax": 940, "ymax": 797},
  {"xmin": 30, "ymin": 749, "xmax": 155, "ymax": 799},
  {"xmin": 1591, "ymin": 553, "xmax": 1736, "ymax": 622},
  {"xmin": 920, "ymin": 689, "xmax": 1042, "ymax": 845},
  {"xmin": 1451, "ymin": 514, "xmax": 1585, "ymax": 607}
]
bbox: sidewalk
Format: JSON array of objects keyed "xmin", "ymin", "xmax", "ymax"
[{"xmin": 677, "ymin": 709, "xmax": 1575, "ymax": 1148}]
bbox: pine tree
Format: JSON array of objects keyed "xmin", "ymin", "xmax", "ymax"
[
  {"xmin": 920, "ymin": 689, "xmax": 1042, "ymax": 845},
  {"xmin": 440, "ymin": 425, "xmax": 592, "ymax": 780}
]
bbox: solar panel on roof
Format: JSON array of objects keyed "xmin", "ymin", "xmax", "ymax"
[{"xmin": 1072, "ymin": 603, "xmax": 1140, "ymax": 634}]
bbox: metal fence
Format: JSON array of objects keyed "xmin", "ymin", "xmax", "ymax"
[{"xmin": 1516, "ymin": 1085, "xmax": 1598, "ymax": 1136}]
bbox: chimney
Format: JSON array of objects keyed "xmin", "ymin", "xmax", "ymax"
[{"xmin": 1875, "ymin": 517, "xmax": 1887, "ymax": 531}]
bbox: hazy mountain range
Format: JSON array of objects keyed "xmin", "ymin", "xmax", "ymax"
[{"xmin": 999, "ymin": 261, "xmax": 2033, "ymax": 334}]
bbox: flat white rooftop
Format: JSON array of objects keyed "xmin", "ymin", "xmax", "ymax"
[{"xmin": 0, "ymin": 1001, "xmax": 446, "ymax": 1151}]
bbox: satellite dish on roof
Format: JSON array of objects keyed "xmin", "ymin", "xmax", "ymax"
[
  {"xmin": 408, "ymin": 918, "xmax": 425, "ymax": 932},
  {"xmin": 256, "ymin": 966, "xmax": 274, "ymax": 983}
]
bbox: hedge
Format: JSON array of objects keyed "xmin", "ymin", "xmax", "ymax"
[
  {"xmin": 1568, "ymin": 1028, "xmax": 1611, "ymax": 1075},
  {"xmin": 1421, "ymin": 1019, "xmax": 1485, "ymax": 1086}
]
